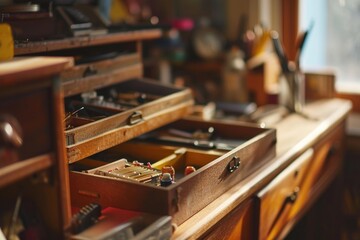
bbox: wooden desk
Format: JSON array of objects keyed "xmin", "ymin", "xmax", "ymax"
[{"xmin": 172, "ymin": 99, "xmax": 351, "ymax": 239}]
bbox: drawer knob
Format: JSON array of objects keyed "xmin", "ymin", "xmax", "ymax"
[
  {"xmin": 0, "ymin": 115, "xmax": 22, "ymax": 148},
  {"xmin": 328, "ymin": 145, "xmax": 338, "ymax": 158},
  {"xmin": 228, "ymin": 156, "xmax": 241, "ymax": 173},
  {"xmin": 83, "ymin": 66, "xmax": 98, "ymax": 78},
  {"xmin": 287, "ymin": 187, "xmax": 300, "ymax": 203}
]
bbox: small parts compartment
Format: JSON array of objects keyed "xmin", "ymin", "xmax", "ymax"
[{"xmin": 71, "ymin": 142, "xmax": 221, "ymax": 186}]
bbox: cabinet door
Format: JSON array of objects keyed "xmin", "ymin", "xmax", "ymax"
[{"xmin": 200, "ymin": 200, "xmax": 256, "ymax": 240}]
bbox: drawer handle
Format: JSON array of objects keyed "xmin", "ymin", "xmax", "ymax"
[
  {"xmin": 228, "ymin": 156, "xmax": 241, "ymax": 173},
  {"xmin": 128, "ymin": 111, "xmax": 143, "ymax": 125},
  {"xmin": 327, "ymin": 145, "xmax": 338, "ymax": 158},
  {"xmin": 287, "ymin": 186, "xmax": 300, "ymax": 203},
  {"xmin": 83, "ymin": 66, "xmax": 98, "ymax": 78},
  {"xmin": 268, "ymin": 186, "xmax": 301, "ymax": 235}
]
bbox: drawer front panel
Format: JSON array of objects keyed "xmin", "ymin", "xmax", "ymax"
[
  {"xmin": 302, "ymin": 122, "xmax": 344, "ymax": 202},
  {"xmin": 0, "ymin": 86, "xmax": 52, "ymax": 161},
  {"xmin": 64, "ymin": 79, "xmax": 195, "ymax": 163},
  {"xmin": 257, "ymin": 149, "xmax": 314, "ymax": 240},
  {"xmin": 60, "ymin": 48, "xmax": 142, "ymax": 97},
  {"xmin": 62, "ymin": 61, "xmax": 143, "ymax": 97},
  {"xmin": 200, "ymin": 200, "xmax": 256, "ymax": 240}
]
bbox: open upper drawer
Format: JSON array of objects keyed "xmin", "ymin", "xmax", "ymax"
[
  {"xmin": 69, "ymin": 118, "xmax": 276, "ymax": 224},
  {"xmin": 64, "ymin": 78, "xmax": 194, "ymax": 163}
]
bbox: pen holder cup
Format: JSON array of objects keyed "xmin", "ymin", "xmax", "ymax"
[{"xmin": 278, "ymin": 71, "xmax": 305, "ymax": 113}]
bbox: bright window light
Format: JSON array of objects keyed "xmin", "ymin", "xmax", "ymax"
[{"xmin": 300, "ymin": 0, "xmax": 360, "ymax": 92}]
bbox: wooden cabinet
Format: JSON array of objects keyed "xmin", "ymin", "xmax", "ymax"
[
  {"xmin": 256, "ymin": 121, "xmax": 345, "ymax": 239},
  {"xmin": 7, "ymin": 19, "xmax": 352, "ymax": 239},
  {"xmin": 0, "ymin": 57, "xmax": 73, "ymax": 239}
]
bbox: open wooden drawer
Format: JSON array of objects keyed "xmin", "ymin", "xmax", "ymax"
[
  {"xmin": 256, "ymin": 122, "xmax": 344, "ymax": 240},
  {"xmin": 64, "ymin": 78, "xmax": 194, "ymax": 163},
  {"xmin": 69, "ymin": 118, "xmax": 276, "ymax": 225}
]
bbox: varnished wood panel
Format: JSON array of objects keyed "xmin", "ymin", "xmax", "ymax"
[
  {"xmin": 257, "ymin": 149, "xmax": 313, "ymax": 240},
  {"xmin": 63, "ymin": 63, "xmax": 143, "ymax": 97},
  {"xmin": 0, "ymin": 154, "xmax": 52, "ymax": 188},
  {"xmin": 0, "ymin": 87, "xmax": 52, "ymax": 160},
  {"xmin": 61, "ymin": 53, "xmax": 142, "ymax": 97},
  {"xmin": 257, "ymin": 121, "xmax": 345, "ymax": 240},
  {"xmin": 14, "ymin": 30, "xmax": 162, "ymax": 55},
  {"xmin": 200, "ymin": 200, "xmax": 256, "ymax": 240}
]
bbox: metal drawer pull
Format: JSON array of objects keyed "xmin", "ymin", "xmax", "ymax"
[
  {"xmin": 83, "ymin": 66, "xmax": 98, "ymax": 78},
  {"xmin": 228, "ymin": 156, "xmax": 241, "ymax": 173},
  {"xmin": 287, "ymin": 186, "xmax": 300, "ymax": 203},
  {"xmin": 327, "ymin": 145, "xmax": 338, "ymax": 159},
  {"xmin": 128, "ymin": 111, "xmax": 143, "ymax": 125},
  {"xmin": 268, "ymin": 186, "xmax": 301, "ymax": 235}
]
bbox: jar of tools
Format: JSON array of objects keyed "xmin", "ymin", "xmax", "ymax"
[{"xmin": 278, "ymin": 67, "xmax": 305, "ymax": 113}]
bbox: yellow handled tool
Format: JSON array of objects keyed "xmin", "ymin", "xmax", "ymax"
[{"xmin": 0, "ymin": 23, "xmax": 14, "ymax": 61}]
